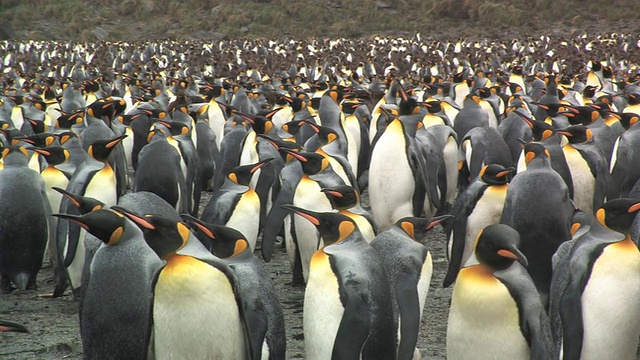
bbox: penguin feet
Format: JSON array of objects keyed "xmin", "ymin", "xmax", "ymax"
[{"xmin": 1, "ymin": 277, "xmax": 16, "ymax": 294}]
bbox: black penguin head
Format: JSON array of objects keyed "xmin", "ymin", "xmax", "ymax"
[
  {"xmin": 557, "ymin": 125, "xmax": 593, "ymax": 144},
  {"xmin": 282, "ymin": 204, "xmax": 356, "ymax": 246},
  {"xmin": 112, "ymin": 206, "xmax": 190, "ymax": 259},
  {"xmin": 55, "ymin": 111, "xmax": 84, "ymax": 129},
  {"xmin": 281, "ymin": 119, "xmax": 306, "ymax": 136},
  {"xmin": 52, "ymin": 209, "xmax": 126, "ymax": 246},
  {"xmin": 88, "ymin": 135, "xmax": 127, "ymax": 162},
  {"xmin": 423, "ymin": 100, "xmax": 442, "ymax": 114},
  {"xmin": 475, "ymin": 224, "xmax": 528, "ymax": 271},
  {"xmin": 619, "ymin": 113, "xmax": 640, "ymax": 130},
  {"xmin": 58, "ymin": 131, "xmax": 80, "ymax": 146},
  {"xmin": 22, "ymin": 133, "xmax": 56, "ymax": 148},
  {"xmin": 157, "ymin": 120, "xmax": 190, "ymax": 137},
  {"xmin": 258, "ymin": 133, "xmax": 301, "ymax": 152},
  {"xmin": 227, "ymin": 158, "xmax": 272, "ymax": 186},
  {"xmin": 514, "ymin": 110, "xmax": 557, "ymax": 141},
  {"xmin": 397, "ymin": 84, "xmax": 419, "ymax": 116},
  {"xmin": 52, "ymin": 187, "xmax": 105, "ymax": 214},
  {"xmin": 1, "ymin": 145, "xmax": 29, "ymax": 165},
  {"xmin": 27, "ymin": 119, "xmax": 48, "ymax": 134},
  {"xmin": 396, "ymin": 214, "xmax": 454, "ymax": 241},
  {"xmin": 237, "ymin": 108, "xmax": 280, "ymax": 135},
  {"xmin": 560, "ymin": 105, "xmax": 599, "ymax": 126},
  {"xmin": 181, "ymin": 214, "xmax": 248, "ymax": 259},
  {"xmin": 282, "ymin": 150, "xmax": 329, "ymax": 175},
  {"xmin": 0, "ymin": 320, "xmax": 29, "ymax": 333},
  {"xmin": 480, "ymin": 164, "xmax": 515, "ymax": 185},
  {"xmin": 596, "ymin": 198, "xmax": 640, "ymax": 235},
  {"xmin": 523, "ymin": 142, "xmax": 550, "ymax": 165},
  {"xmin": 321, "ymin": 185, "xmax": 359, "ymax": 210},
  {"xmin": 33, "ymin": 147, "xmax": 70, "ymax": 166},
  {"xmin": 570, "ymin": 209, "xmax": 594, "ymax": 236},
  {"xmin": 304, "ymin": 121, "xmax": 339, "ymax": 145}
]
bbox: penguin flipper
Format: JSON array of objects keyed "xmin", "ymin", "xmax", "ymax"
[
  {"xmin": 261, "ymin": 186, "xmax": 295, "ymax": 262},
  {"xmin": 495, "ymin": 264, "xmax": 556, "ymax": 360},
  {"xmin": 408, "ymin": 144, "xmax": 427, "ymax": 216},
  {"xmin": 395, "ymin": 272, "xmax": 421, "ymax": 360},
  {"xmin": 332, "ymin": 289, "xmax": 371, "ymax": 360}
]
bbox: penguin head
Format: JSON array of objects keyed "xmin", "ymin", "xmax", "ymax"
[
  {"xmin": 1, "ymin": 145, "xmax": 29, "ymax": 166},
  {"xmin": 52, "ymin": 187, "xmax": 105, "ymax": 214},
  {"xmin": 619, "ymin": 113, "xmax": 640, "ymax": 130},
  {"xmin": 58, "ymin": 131, "xmax": 80, "ymax": 146},
  {"xmin": 560, "ymin": 105, "xmax": 598, "ymax": 126},
  {"xmin": 27, "ymin": 119, "xmax": 48, "ymax": 134},
  {"xmin": 422, "ymin": 100, "xmax": 442, "ymax": 114},
  {"xmin": 52, "ymin": 209, "xmax": 126, "ymax": 246},
  {"xmin": 157, "ymin": 120, "xmax": 190, "ymax": 137},
  {"xmin": 523, "ymin": 142, "xmax": 550, "ymax": 165},
  {"xmin": 88, "ymin": 135, "xmax": 127, "ymax": 162},
  {"xmin": 397, "ymin": 83, "xmax": 419, "ymax": 116},
  {"xmin": 396, "ymin": 214, "xmax": 454, "ymax": 241},
  {"xmin": 22, "ymin": 133, "xmax": 56, "ymax": 148},
  {"xmin": 303, "ymin": 121, "xmax": 339, "ymax": 145},
  {"xmin": 181, "ymin": 214, "xmax": 248, "ymax": 259},
  {"xmin": 112, "ymin": 207, "xmax": 190, "ymax": 259},
  {"xmin": 570, "ymin": 209, "xmax": 594, "ymax": 237},
  {"xmin": 56, "ymin": 111, "xmax": 84, "ymax": 130},
  {"xmin": 557, "ymin": 125, "xmax": 593, "ymax": 144},
  {"xmin": 475, "ymin": 224, "xmax": 528, "ymax": 271},
  {"xmin": 596, "ymin": 198, "xmax": 640, "ymax": 235},
  {"xmin": 281, "ymin": 119, "xmax": 307, "ymax": 136},
  {"xmin": 33, "ymin": 147, "xmax": 70, "ymax": 166},
  {"xmin": 480, "ymin": 164, "xmax": 515, "ymax": 185},
  {"xmin": 321, "ymin": 185, "xmax": 359, "ymax": 210},
  {"xmin": 282, "ymin": 204, "xmax": 357, "ymax": 246},
  {"xmin": 281, "ymin": 150, "xmax": 329, "ymax": 175},
  {"xmin": 258, "ymin": 133, "xmax": 301, "ymax": 152},
  {"xmin": 0, "ymin": 320, "xmax": 29, "ymax": 333},
  {"xmin": 227, "ymin": 158, "xmax": 272, "ymax": 186}
]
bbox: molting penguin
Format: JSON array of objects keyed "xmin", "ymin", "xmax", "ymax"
[
  {"xmin": 371, "ymin": 215, "xmax": 451, "ymax": 360},
  {"xmin": 282, "ymin": 205, "xmax": 396, "ymax": 360},
  {"xmin": 500, "ymin": 142, "xmax": 573, "ymax": 307}
]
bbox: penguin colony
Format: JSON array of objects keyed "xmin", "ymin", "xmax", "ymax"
[{"xmin": 1, "ymin": 32, "xmax": 640, "ymax": 359}]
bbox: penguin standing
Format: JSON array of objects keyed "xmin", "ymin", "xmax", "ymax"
[
  {"xmin": 55, "ymin": 135, "xmax": 127, "ymax": 296},
  {"xmin": 200, "ymin": 159, "xmax": 271, "ymax": 250},
  {"xmin": 447, "ymin": 224, "xmax": 555, "ymax": 359},
  {"xmin": 183, "ymin": 216, "xmax": 286, "ymax": 360},
  {"xmin": 0, "ymin": 146, "xmax": 51, "ymax": 291},
  {"xmin": 444, "ymin": 164, "xmax": 514, "ymax": 286},
  {"xmin": 115, "ymin": 208, "xmax": 252, "ymax": 360},
  {"xmin": 551, "ymin": 201, "xmax": 640, "ymax": 360},
  {"xmin": 52, "ymin": 209, "xmax": 161, "ymax": 360},
  {"xmin": 371, "ymin": 215, "xmax": 451, "ymax": 360},
  {"xmin": 500, "ymin": 142, "xmax": 573, "ymax": 306},
  {"xmin": 282, "ymin": 205, "xmax": 396, "ymax": 360}
]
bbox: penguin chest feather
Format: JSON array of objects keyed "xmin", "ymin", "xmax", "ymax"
[
  {"xmin": 463, "ymin": 185, "xmax": 508, "ymax": 267},
  {"xmin": 84, "ymin": 165, "xmax": 117, "ymax": 207},
  {"xmin": 226, "ymin": 189, "xmax": 261, "ymax": 250},
  {"xmin": 369, "ymin": 120, "xmax": 415, "ymax": 230},
  {"xmin": 153, "ymin": 255, "xmax": 246, "ymax": 360},
  {"xmin": 563, "ymin": 146, "xmax": 595, "ymax": 214},
  {"xmin": 304, "ymin": 250, "xmax": 344, "ymax": 360},
  {"xmin": 581, "ymin": 239, "xmax": 640, "ymax": 360},
  {"xmin": 41, "ymin": 167, "xmax": 69, "ymax": 212},
  {"xmin": 447, "ymin": 265, "xmax": 529, "ymax": 360}
]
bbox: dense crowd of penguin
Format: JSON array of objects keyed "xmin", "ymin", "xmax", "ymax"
[{"xmin": 1, "ymin": 31, "xmax": 640, "ymax": 359}]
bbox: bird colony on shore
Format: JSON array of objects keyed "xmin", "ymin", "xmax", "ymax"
[{"xmin": 1, "ymin": 32, "xmax": 640, "ymax": 359}]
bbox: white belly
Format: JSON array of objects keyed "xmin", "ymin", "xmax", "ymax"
[
  {"xmin": 225, "ymin": 190, "xmax": 261, "ymax": 250},
  {"xmin": 42, "ymin": 167, "xmax": 69, "ymax": 213},
  {"xmin": 565, "ymin": 148, "xmax": 595, "ymax": 214},
  {"xmin": 344, "ymin": 115, "xmax": 362, "ymax": 175},
  {"xmin": 304, "ymin": 250, "xmax": 344, "ymax": 360},
  {"xmin": 293, "ymin": 178, "xmax": 332, "ymax": 282},
  {"xmin": 342, "ymin": 117, "xmax": 359, "ymax": 176},
  {"xmin": 447, "ymin": 266, "xmax": 529, "ymax": 360},
  {"xmin": 444, "ymin": 136, "xmax": 459, "ymax": 204},
  {"xmin": 207, "ymin": 102, "xmax": 226, "ymax": 148},
  {"xmin": 580, "ymin": 239, "xmax": 640, "ymax": 360},
  {"xmin": 153, "ymin": 256, "xmax": 247, "ymax": 360},
  {"xmin": 369, "ymin": 121, "xmax": 415, "ymax": 231},
  {"xmin": 344, "ymin": 211, "xmax": 376, "ymax": 243}
]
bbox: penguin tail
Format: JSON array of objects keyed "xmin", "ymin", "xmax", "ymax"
[{"xmin": 13, "ymin": 272, "xmax": 30, "ymax": 291}]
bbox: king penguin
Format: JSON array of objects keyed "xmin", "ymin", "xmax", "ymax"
[
  {"xmin": 0, "ymin": 145, "xmax": 51, "ymax": 292},
  {"xmin": 444, "ymin": 164, "xmax": 514, "ymax": 286},
  {"xmin": 182, "ymin": 215, "xmax": 286, "ymax": 360},
  {"xmin": 550, "ymin": 201, "xmax": 640, "ymax": 360},
  {"xmin": 370, "ymin": 215, "xmax": 452, "ymax": 360},
  {"xmin": 114, "ymin": 208, "xmax": 252, "ymax": 360},
  {"xmin": 447, "ymin": 224, "xmax": 555, "ymax": 360},
  {"xmin": 500, "ymin": 142, "xmax": 573, "ymax": 307},
  {"xmin": 282, "ymin": 205, "xmax": 396, "ymax": 360},
  {"xmin": 52, "ymin": 209, "xmax": 161, "ymax": 360}
]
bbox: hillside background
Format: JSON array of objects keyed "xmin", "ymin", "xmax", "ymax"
[{"xmin": 1, "ymin": 0, "xmax": 639, "ymax": 41}]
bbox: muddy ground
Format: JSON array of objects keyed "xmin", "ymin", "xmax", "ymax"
[{"xmin": 0, "ymin": 189, "xmax": 452, "ymax": 359}]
